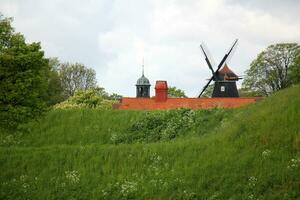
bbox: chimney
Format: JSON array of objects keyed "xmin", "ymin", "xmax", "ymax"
[{"xmin": 155, "ymin": 81, "xmax": 168, "ymax": 102}]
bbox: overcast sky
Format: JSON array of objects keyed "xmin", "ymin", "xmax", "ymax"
[{"xmin": 1, "ymin": 0, "xmax": 300, "ymax": 97}]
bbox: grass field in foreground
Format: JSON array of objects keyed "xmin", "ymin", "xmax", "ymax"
[{"xmin": 0, "ymin": 85, "xmax": 300, "ymax": 199}]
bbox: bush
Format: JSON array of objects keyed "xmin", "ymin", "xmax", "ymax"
[
  {"xmin": 54, "ymin": 89, "xmax": 117, "ymax": 110},
  {"xmin": 111, "ymin": 108, "xmax": 231, "ymax": 144}
]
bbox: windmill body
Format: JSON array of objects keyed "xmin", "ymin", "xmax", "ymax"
[
  {"xmin": 212, "ymin": 64, "xmax": 239, "ymax": 97},
  {"xmin": 198, "ymin": 39, "xmax": 241, "ymax": 98}
]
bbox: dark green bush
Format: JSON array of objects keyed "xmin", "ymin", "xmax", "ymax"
[{"xmin": 111, "ymin": 108, "xmax": 232, "ymax": 144}]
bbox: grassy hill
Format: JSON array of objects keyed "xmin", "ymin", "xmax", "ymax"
[{"xmin": 0, "ymin": 85, "xmax": 300, "ymax": 199}]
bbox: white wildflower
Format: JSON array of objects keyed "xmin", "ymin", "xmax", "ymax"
[
  {"xmin": 110, "ymin": 133, "xmax": 118, "ymax": 143},
  {"xmin": 262, "ymin": 149, "xmax": 271, "ymax": 158},
  {"xmin": 20, "ymin": 175, "xmax": 27, "ymax": 182},
  {"xmin": 65, "ymin": 170, "xmax": 80, "ymax": 184},
  {"xmin": 248, "ymin": 193, "xmax": 254, "ymax": 199},
  {"xmin": 287, "ymin": 157, "xmax": 300, "ymax": 170},
  {"xmin": 248, "ymin": 176, "xmax": 257, "ymax": 187},
  {"xmin": 120, "ymin": 181, "xmax": 138, "ymax": 196}
]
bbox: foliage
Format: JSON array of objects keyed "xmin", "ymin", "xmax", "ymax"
[
  {"xmin": 238, "ymin": 88, "xmax": 262, "ymax": 97},
  {"xmin": 242, "ymin": 43, "xmax": 300, "ymax": 96},
  {"xmin": 290, "ymin": 53, "xmax": 300, "ymax": 84},
  {"xmin": 44, "ymin": 57, "xmax": 65, "ymax": 106},
  {"xmin": 108, "ymin": 93, "xmax": 123, "ymax": 100},
  {"xmin": 111, "ymin": 108, "xmax": 230, "ymax": 144},
  {"xmin": 201, "ymin": 83, "xmax": 214, "ymax": 97},
  {"xmin": 54, "ymin": 88, "xmax": 117, "ymax": 110},
  {"xmin": 59, "ymin": 62, "xmax": 97, "ymax": 97},
  {"xmin": 168, "ymin": 86, "xmax": 187, "ymax": 98},
  {"xmin": 0, "ymin": 15, "xmax": 50, "ymax": 129}
]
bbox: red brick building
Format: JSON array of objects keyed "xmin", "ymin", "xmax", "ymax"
[{"xmin": 115, "ymin": 81, "xmax": 261, "ymax": 110}]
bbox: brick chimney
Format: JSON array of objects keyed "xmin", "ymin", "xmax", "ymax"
[{"xmin": 155, "ymin": 81, "xmax": 168, "ymax": 102}]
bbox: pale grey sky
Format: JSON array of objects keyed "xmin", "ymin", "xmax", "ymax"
[{"xmin": 1, "ymin": 0, "xmax": 300, "ymax": 97}]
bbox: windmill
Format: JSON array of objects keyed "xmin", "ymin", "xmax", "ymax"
[{"xmin": 198, "ymin": 39, "xmax": 242, "ymax": 98}]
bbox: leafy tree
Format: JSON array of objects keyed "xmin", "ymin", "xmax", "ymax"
[
  {"xmin": 59, "ymin": 62, "xmax": 97, "ymax": 97},
  {"xmin": 290, "ymin": 53, "xmax": 300, "ymax": 84},
  {"xmin": 94, "ymin": 86, "xmax": 109, "ymax": 98},
  {"xmin": 93, "ymin": 87, "xmax": 122, "ymax": 101},
  {"xmin": 242, "ymin": 43, "xmax": 300, "ymax": 96},
  {"xmin": 238, "ymin": 88, "xmax": 261, "ymax": 97},
  {"xmin": 168, "ymin": 86, "xmax": 187, "ymax": 98},
  {"xmin": 0, "ymin": 15, "xmax": 50, "ymax": 129},
  {"xmin": 109, "ymin": 93, "xmax": 123, "ymax": 101},
  {"xmin": 201, "ymin": 84, "xmax": 214, "ymax": 98},
  {"xmin": 44, "ymin": 57, "xmax": 64, "ymax": 105}
]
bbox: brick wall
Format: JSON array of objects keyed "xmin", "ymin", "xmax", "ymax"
[{"xmin": 117, "ymin": 97, "xmax": 261, "ymax": 110}]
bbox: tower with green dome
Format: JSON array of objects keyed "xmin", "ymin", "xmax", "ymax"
[{"xmin": 136, "ymin": 63, "xmax": 151, "ymax": 98}]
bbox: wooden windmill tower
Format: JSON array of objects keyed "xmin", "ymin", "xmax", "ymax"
[{"xmin": 198, "ymin": 39, "xmax": 242, "ymax": 98}]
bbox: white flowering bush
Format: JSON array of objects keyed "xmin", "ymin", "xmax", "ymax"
[{"xmin": 54, "ymin": 89, "xmax": 118, "ymax": 110}]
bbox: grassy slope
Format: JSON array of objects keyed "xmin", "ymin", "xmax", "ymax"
[{"xmin": 0, "ymin": 85, "xmax": 300, "ymax": 199}]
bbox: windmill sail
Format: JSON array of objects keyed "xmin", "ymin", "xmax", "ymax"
[{"xmin": 198, "ymin": 39, "xmax": 239, "ymax": 98}]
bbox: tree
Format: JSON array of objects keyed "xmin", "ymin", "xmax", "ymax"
[
  {"xmin": 109, "ymin": 93, "xmax": 123, "ymax": 101},
  {"xmin": 242, "ymin": 43, "xmax": 300, "ymax": 96},
  {"xmin": 201, "ymin": 84, "xmax": 214, "ymax": 98},
  {"xmin": 290, "ymin": 53, "xmax": 300, "ymax": 84},
  {"xmin": 59, "ymin": 63, "xmax": 97, "ymax": 97},
  {"xmin": 238, "ymin": 88, "xmax": 261, "ymax": 97},
  {"xmin": 168, "ymin": 86, "xmax": 187, "ymax": 98},
  {"xmin": 44, "ymin": 57, "xmax": 64, "ymax": 105},
  {"xmin": 0, "ymin": 15, "xmax": 50, "ymax": 129}
]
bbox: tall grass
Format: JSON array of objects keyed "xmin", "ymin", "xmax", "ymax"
[
  {"xmin": 1, "ymin": 108, "xmax": 230, "ymax": 147},
  {"xmin": 0, "ymin": 85, "xmax": 300, "ymax": 199}
]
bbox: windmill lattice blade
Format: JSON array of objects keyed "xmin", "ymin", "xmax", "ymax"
[
  {"xmin": 200, "ymin": 44, "xmax": 216, "ymax": 79},
  {"xmin": 200, "ymin": 42, "xmax": 216, "ymax": 68},
  {"xmin": 198, "ymin": 76, "xmax": 213, "ymax": 97},
  {"xmin": 215, "ymin": 39, "xmax": 239, "ymax": 72},
  {"xmin": 225, "ymin": 39, "xmax": 239, "ymax": 64}
]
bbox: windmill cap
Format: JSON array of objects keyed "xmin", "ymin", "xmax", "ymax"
[{"xmin": 218, "ymin": 64, "xmax": 238, "ymax": 78}]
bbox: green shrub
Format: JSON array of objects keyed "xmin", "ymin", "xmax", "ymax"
[
  {"xmin": 111, "ymin": 108, "xmax": 231, "ymax": 144},
  {"xmin": 53, "ymin": 89, "xmax": 117, "ymax": 110}
]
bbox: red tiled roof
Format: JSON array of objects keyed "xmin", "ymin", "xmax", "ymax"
[
  {"xmin": 116, "ymin": 97, "xmax": 261, "ymax": 110},
  {"xmin": 218, "ymin": 64, "xmax": 238, "ymax": 78}
]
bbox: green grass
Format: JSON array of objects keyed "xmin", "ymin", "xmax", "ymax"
[{"xmin": 0, "ymin": 85, "xmax": 300, "ymax": 199}]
